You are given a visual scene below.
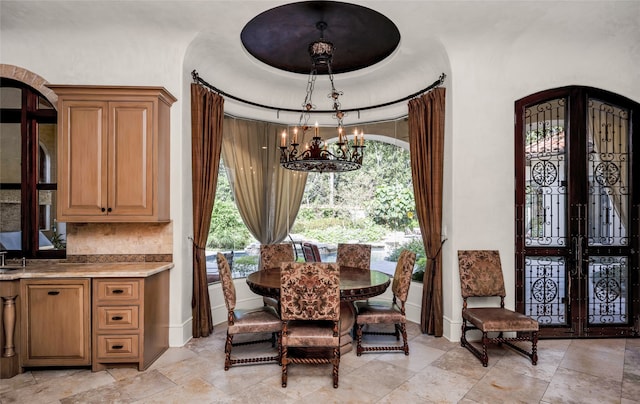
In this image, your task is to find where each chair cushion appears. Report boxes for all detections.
[283,320,340,347]
[355,301,405,324]
[228,306,281,334]
[463,307,539,332]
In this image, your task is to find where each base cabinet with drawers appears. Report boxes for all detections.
[92,270,169,371]
[16,268,169,374]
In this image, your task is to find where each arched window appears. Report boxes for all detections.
[0,78,65,258]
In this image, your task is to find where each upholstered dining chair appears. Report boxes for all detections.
[260,243,296,270]
[355,249,416,355]
[457,250,539,367]
[280,262,341,388]
[217,253,281,370]
[301,242,322,262]
[336,243,371,271]
[259,243,295,312]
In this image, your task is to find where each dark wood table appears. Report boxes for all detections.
[246,267,391,353]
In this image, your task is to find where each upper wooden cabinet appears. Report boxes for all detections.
[48,86,176,222]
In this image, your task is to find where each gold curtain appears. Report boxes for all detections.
[190,84,224,338]
[222,117,308,244]
[408,88,446,336]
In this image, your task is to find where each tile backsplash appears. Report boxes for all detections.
[66,222,173,256]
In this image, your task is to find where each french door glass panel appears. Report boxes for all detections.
[517,87,638,337]
[524,98,567,248]
[587,99,628,247]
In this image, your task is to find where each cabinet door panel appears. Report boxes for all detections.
[58,101,108,217]
[21,279,91,366]
[109,102,154,216]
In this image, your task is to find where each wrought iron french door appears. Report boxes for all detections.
[515,86,639,338]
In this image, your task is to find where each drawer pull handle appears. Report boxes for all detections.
[48,291,60,296]
[112,316,123,321]
[112,289,124,294]
[112,344,124,349]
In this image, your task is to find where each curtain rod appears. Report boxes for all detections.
[191,69,445,114]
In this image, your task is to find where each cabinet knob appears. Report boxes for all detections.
[112,289,124,294]
[111,344,124,350]
[101,207,106,212]
[47,291,60,296]
[112,316,123,321]
[107,207,112,212]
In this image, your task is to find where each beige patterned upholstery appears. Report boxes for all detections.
[336,243,371,271]
[259,243,295,312]
[355,249,416,355]
[217,253,281,371]
[260,243,295,270]
[280,262,341,388]
[457,250,539,367]
[302,242,322,262]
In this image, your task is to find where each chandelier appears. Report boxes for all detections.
[280,21,365,173]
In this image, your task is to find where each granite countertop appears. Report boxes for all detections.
[0,262,173,280]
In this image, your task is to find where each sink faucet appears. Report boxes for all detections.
[0,251,6,267]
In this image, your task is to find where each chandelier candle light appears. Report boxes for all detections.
[280,21,365,173]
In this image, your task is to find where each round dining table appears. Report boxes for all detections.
[246,266,391,353]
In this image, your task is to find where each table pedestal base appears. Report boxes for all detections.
[340,301,355,354]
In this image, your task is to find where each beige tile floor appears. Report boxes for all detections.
[1,322,638,403]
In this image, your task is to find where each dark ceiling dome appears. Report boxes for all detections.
[240,1,401,75]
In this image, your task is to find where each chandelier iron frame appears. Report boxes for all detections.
[279,21,365,173]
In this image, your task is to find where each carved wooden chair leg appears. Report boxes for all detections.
[356,324,364,356]
[332,347,340,388]
[281,345,288,387]
[531,332,539,365]
[481,332,490,367]
[224,332,233,370]
[400,323,409,355]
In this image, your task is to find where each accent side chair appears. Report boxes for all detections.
[280,261,341,388]
[217,253,281,370]
[457,250,539,367]
[355,249,416,355]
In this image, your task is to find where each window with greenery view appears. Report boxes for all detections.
[207,128,426,281]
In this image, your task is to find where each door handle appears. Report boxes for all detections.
[570,236,579,277]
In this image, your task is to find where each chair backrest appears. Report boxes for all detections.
[280,262,340,322]
[217,252,236,312]
[457,250,506,298]
[260,243,295,271]
[336,243,371,270]
[302,242,322,262]
[223,251,234,270]
[392,249,417,302]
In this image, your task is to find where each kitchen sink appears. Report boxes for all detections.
[0,266,24,274]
